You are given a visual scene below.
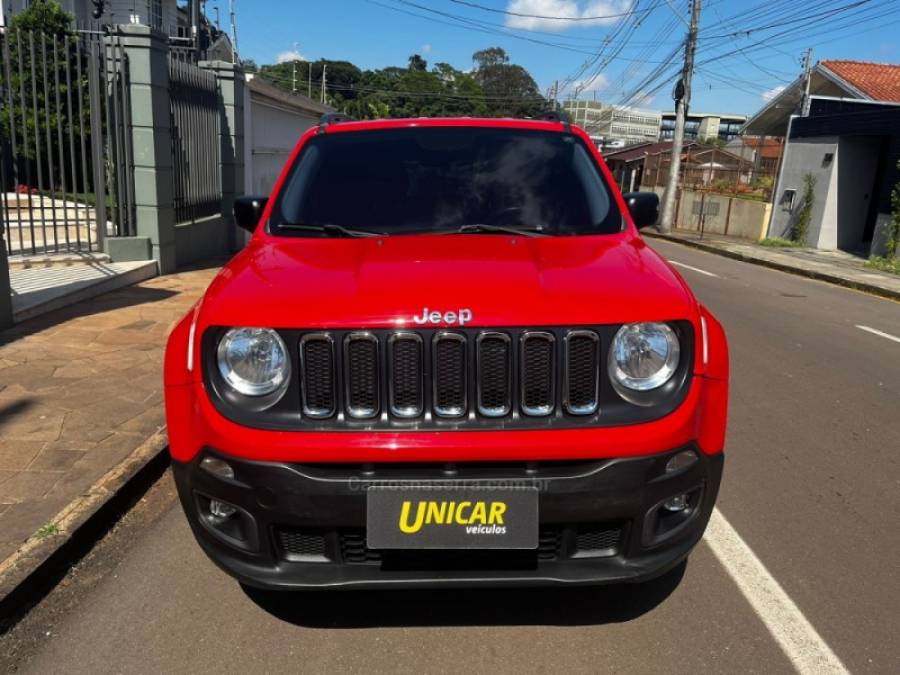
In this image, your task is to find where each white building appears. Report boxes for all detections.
[562,100,661,148]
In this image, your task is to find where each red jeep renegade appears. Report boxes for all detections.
[164,113,728,589]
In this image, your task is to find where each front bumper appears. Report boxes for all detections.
[173,446,723,589]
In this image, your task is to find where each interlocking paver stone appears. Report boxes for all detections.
[0,264,219,554]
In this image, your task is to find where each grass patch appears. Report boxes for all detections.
[865,256,900,275]
[36,522,60,539]
[759,237,803,248]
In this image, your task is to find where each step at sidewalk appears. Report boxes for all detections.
[10,261,160,323]
[0,265,219,565]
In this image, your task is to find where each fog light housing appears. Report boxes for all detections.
[210,499,237,518]
[666,449,698,474]
[200,456,234,480]
[663,494,688,512]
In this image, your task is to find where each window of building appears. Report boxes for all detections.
[148,0,163,30]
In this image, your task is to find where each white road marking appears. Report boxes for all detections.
[855,324,900,345]
[705,509,849,674]
[668,260,720,278]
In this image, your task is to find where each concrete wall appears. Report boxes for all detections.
[671,189,770,240]
[243,87,321,197]
[768,136,839,246]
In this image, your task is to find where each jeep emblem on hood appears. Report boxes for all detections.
[413,308,472,326]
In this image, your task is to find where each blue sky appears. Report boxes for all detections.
[229,0,900,116]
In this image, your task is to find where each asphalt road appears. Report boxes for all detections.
[3,240,899,674]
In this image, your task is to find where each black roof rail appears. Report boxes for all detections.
[534,109,571,131]
[535,110,570,123]
[318,112,356,130]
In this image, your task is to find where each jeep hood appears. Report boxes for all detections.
[199,234,697,329]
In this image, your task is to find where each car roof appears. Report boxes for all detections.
[320,116,572,135]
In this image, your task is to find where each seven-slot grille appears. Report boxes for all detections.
[297,328,605,424]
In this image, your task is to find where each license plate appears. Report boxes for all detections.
[366,487,538,550]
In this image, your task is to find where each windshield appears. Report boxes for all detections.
[269,127,622,237]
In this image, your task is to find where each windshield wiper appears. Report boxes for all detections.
[275,222,385,238]
[451,223,548,237]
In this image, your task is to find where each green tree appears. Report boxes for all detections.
[1,0,83,185]
[886,160,900,258]
[472,47,545,118]
[408,54,428,72]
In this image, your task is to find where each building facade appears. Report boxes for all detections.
[1,0,182,35]
[563,100,661,148]
[660,112,747,143]
[744,60,900,256]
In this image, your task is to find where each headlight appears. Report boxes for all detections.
[217,328,290,397]
[609,322,680,392]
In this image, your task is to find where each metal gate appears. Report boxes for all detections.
[0,28,134,257]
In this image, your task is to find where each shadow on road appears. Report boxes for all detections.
[241,561,686,628]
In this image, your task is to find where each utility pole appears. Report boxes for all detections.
[229,0,238,64]
[308,63,312,98]
[800,48,813,116]
[292,60,297,94]
[659,0,701,233]
[321,63,327,104]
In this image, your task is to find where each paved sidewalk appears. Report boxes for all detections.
[648,230,900,301]
[0,264,219,563]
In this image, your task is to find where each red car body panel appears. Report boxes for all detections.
[164,117,728,467]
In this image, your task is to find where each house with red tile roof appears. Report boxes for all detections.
[744,60,900,257]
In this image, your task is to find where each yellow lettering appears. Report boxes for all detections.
[399,501,425,534]
[469,501,487,524]
[447,502,456,523]
[488,501,506,525]
[425,501,447,524]
[455,501,472,525]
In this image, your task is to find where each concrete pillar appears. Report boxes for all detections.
[111,25,176,273]
[0,243,12,329]
[200,60,245,252]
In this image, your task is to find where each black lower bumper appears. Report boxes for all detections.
[172,447,723,589]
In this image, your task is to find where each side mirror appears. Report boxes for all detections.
[622,192,659,229]
[233,195,268,233]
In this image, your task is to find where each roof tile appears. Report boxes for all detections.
[820,60,900,102]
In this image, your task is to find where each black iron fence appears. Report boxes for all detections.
[0,28,134,257]
[168,57,221,225]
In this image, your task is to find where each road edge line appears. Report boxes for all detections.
[0,429,170,632]
[645,232,900,302]
[705,508,849,675]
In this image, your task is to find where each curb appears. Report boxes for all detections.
[0,430,170,632]
[645,232,900,303]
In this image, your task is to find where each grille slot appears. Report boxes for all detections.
[520,332,555,416]
[299,334,336,418]
[573,525,622,558]
[389,333,423,418]
[433,332,467,418]
[275,528,328,561]
[477,332,512,417]
[564,330,600,415]
[340,530,382,564]
[344,333,380,419]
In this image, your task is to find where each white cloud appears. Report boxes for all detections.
[505,0,633,32]
[761,85,786,103]
[561,73,609,97]
[421,43,433,54]
[275,49,306,64]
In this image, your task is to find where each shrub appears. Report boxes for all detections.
[794,173,816,245]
